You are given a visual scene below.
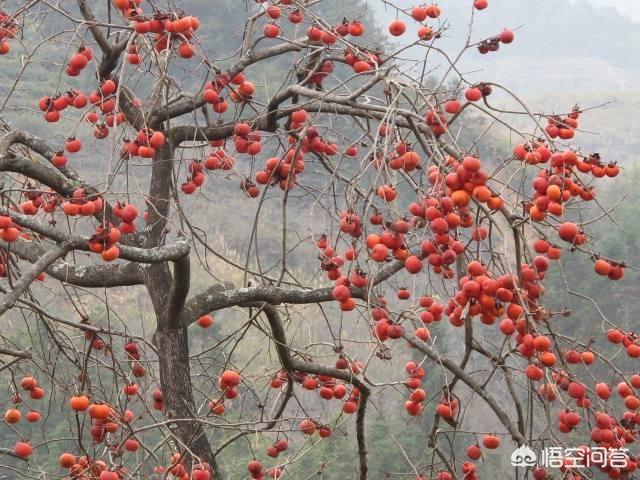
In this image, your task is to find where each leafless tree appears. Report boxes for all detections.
[0,1,633,480]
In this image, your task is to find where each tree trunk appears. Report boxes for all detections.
[145,258,219,476]
[154,325,219,474]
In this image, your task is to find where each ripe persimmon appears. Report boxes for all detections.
[482,434,500,449]
[388,20,406,36]
[4,408,21,423]
[14,442,32,459]
[593,259,611,276]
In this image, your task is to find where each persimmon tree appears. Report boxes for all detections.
[0,1,634,479]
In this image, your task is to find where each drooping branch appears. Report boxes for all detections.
[213,372,294,459]
[404,334,526,447]
[260,303,370,480]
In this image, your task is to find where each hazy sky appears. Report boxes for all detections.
[369,0,639,94]
[584,0,640,22]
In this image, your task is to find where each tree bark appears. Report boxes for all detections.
[139,137,220,475]
[153,326,218,472]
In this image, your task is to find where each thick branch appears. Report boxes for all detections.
[166,255,190,325]
[153,38,314,123]
[0,208,191,263]
[169,95,430,146]
[143,144,174,247]
[0,238,85,315]
[184,285,334,323]
[0,130,94,187]
[0,132,120,227]
[0,447,26,461]
[76,0,111,53]
[3,238,143,287]
[183,256,407,324]
[0,346,31,358]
